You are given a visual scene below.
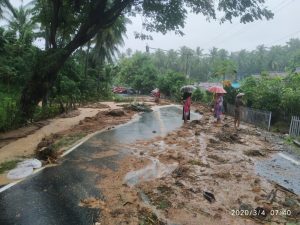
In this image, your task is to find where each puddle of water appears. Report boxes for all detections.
[122,106,200,187]
[124,158,178,187]
[0,106,199,225]
[87,106,199,146]
[256,152,300,195]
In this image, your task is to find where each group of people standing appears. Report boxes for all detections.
[153,85,244,129]
[181,89,244,129]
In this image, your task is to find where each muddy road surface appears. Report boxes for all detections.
[0,106,199,225]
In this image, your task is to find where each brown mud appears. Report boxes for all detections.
[0,102,140,185]
[85,104,300,225]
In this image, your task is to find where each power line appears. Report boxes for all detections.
[203,0,296,48]
[267,29,300,46]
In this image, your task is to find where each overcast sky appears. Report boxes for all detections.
[10,0,300,54]
[122,0,300,54]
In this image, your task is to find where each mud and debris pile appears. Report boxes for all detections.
[86,104,299,225]
[34,108,135,164]
[123,103,153,112]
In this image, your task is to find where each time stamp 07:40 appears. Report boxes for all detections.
[231,209,292,217]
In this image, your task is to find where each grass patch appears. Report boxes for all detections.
[284,135,294,145]
[271,121,289,133]
[0,160,20,174]
[53,132,86,151]
[123,103,152,112]
[112,94,135,103]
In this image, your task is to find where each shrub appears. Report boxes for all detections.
[191,88,204,102]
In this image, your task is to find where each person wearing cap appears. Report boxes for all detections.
[234,93,245,129]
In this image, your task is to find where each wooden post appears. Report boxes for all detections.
[268,112,272,131]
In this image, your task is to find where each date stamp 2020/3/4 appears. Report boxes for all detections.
[231,208,292,217]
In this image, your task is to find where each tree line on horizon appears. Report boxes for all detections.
[1,0,297,131]
[119,38,300,82]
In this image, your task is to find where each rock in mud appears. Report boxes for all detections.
[244,150,266,157]
[35,146,57,161]
[172,166,189,178]
[216,131,241,143]
[207,154,228,163]
[203,191,216,203]
[37,136,56,149]
[124,103,152,112]
[106,109,125,117]
[212,172,231,179]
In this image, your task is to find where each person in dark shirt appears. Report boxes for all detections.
[234,93,244,129]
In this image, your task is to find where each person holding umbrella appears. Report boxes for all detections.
[234,93,245,129]
[214,93,224,124]
[207,86,227,125]
[180,85,195,123]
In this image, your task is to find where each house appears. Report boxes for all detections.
[251,71,287,78]
[198,82,223,91]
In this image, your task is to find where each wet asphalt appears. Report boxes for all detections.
[0,106,299,224]
[0,107,186,225]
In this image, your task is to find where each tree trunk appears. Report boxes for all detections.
[84,40,91,79]
[20,49,70,119]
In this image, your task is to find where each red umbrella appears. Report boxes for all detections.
[207,86,227,94]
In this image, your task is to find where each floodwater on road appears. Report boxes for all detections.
[0,106,199,225]
[256,151,300,195]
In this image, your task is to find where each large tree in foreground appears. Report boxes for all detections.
[20,0,273,118]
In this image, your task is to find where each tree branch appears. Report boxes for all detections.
[3,0,17,19]
[65,0,132,54]
[50,0,61,48]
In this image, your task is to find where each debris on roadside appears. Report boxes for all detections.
[244,150,266,157]
[92,104,300,225]
[123,103,153,112]
[203,191,216,203]
[105,109,125,117]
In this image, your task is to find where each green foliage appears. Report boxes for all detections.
[284,135,294,145]
[0,96,20,132]
[0,0,294,129]
[112,94,134,103]
[33,105,61,121]
[271,121,289,133]
[116,53,159,94]
[0,160,20,174]
[53,132,85,151]
[191,88,204,102]
[115,52,189,101]
[158,71,187,99]
[223,85,239,105]
[239,72,300,122]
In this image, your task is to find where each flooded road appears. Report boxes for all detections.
[0,106,198,225]
[256,151,300,195]
[254,131,300,195]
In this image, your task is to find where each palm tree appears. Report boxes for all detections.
[92,16,130,65]
[85,16,130,92]
[6,5,37,45]
[0,0,17,19]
